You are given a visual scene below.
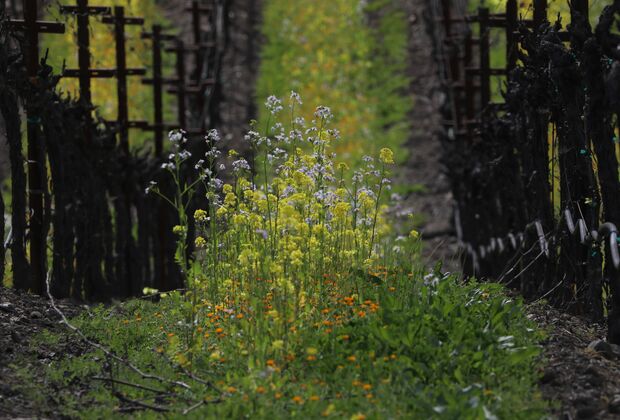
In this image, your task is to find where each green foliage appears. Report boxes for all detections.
[30,275,546,418]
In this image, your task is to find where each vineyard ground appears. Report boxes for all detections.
[1,286,620,418]
[393,0,459,273]
[0,286,84,418]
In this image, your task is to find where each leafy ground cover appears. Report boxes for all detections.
[14,275,546,419]
[6,97,548,419]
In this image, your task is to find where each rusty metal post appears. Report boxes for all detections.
[101,7,146,151]
[8,0,65,294]
[479,8,491,108]
[506,0,518,71]
[533,0,547,29]
[464,32,475,125]
[184,0,218,131]
[571,0,589,22]
[440,0,463,128]
[113,7,129,153]
[189,0,208,129]
[24,0,44,294]
[150,26,167,291]
[142,30,179,141]
[60,1,111,151]
[189,0,205,83]
[76,0,91,105]
[173,39,187,129]
[152,25,164,156]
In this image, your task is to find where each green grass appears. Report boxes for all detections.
[21,275,547,419]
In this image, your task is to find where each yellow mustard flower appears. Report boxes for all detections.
[379,147,394,164]
[194,209,208,222]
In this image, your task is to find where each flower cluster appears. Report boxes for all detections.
[149,95,422,411]
[190,95,397,307]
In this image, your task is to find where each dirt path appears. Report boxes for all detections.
[0,287,83,418]
[528,302,620,419]
[389,0,459,272]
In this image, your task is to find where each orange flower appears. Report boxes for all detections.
[292,396,304,405]
[275,392,283,399]
[266,359,276,367]
[362,384,372,391]
[347,355,356,362]
[215,327,224,334]
[307,355,317,361]
[227,386,237,393]
[309,395,320,401]
[256,386,266,394]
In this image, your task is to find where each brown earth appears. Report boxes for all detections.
[0,286,84,419]
[529,302,620,419]
[390,0,460,273]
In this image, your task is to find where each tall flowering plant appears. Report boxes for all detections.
[148,93,418,366]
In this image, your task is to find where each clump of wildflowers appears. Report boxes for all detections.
[148,93,419,376]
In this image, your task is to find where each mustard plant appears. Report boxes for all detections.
[149,94,421,367]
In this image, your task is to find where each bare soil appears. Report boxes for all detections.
[392,0,460,273]
[0,286,84,419]
[529,302,620,419]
